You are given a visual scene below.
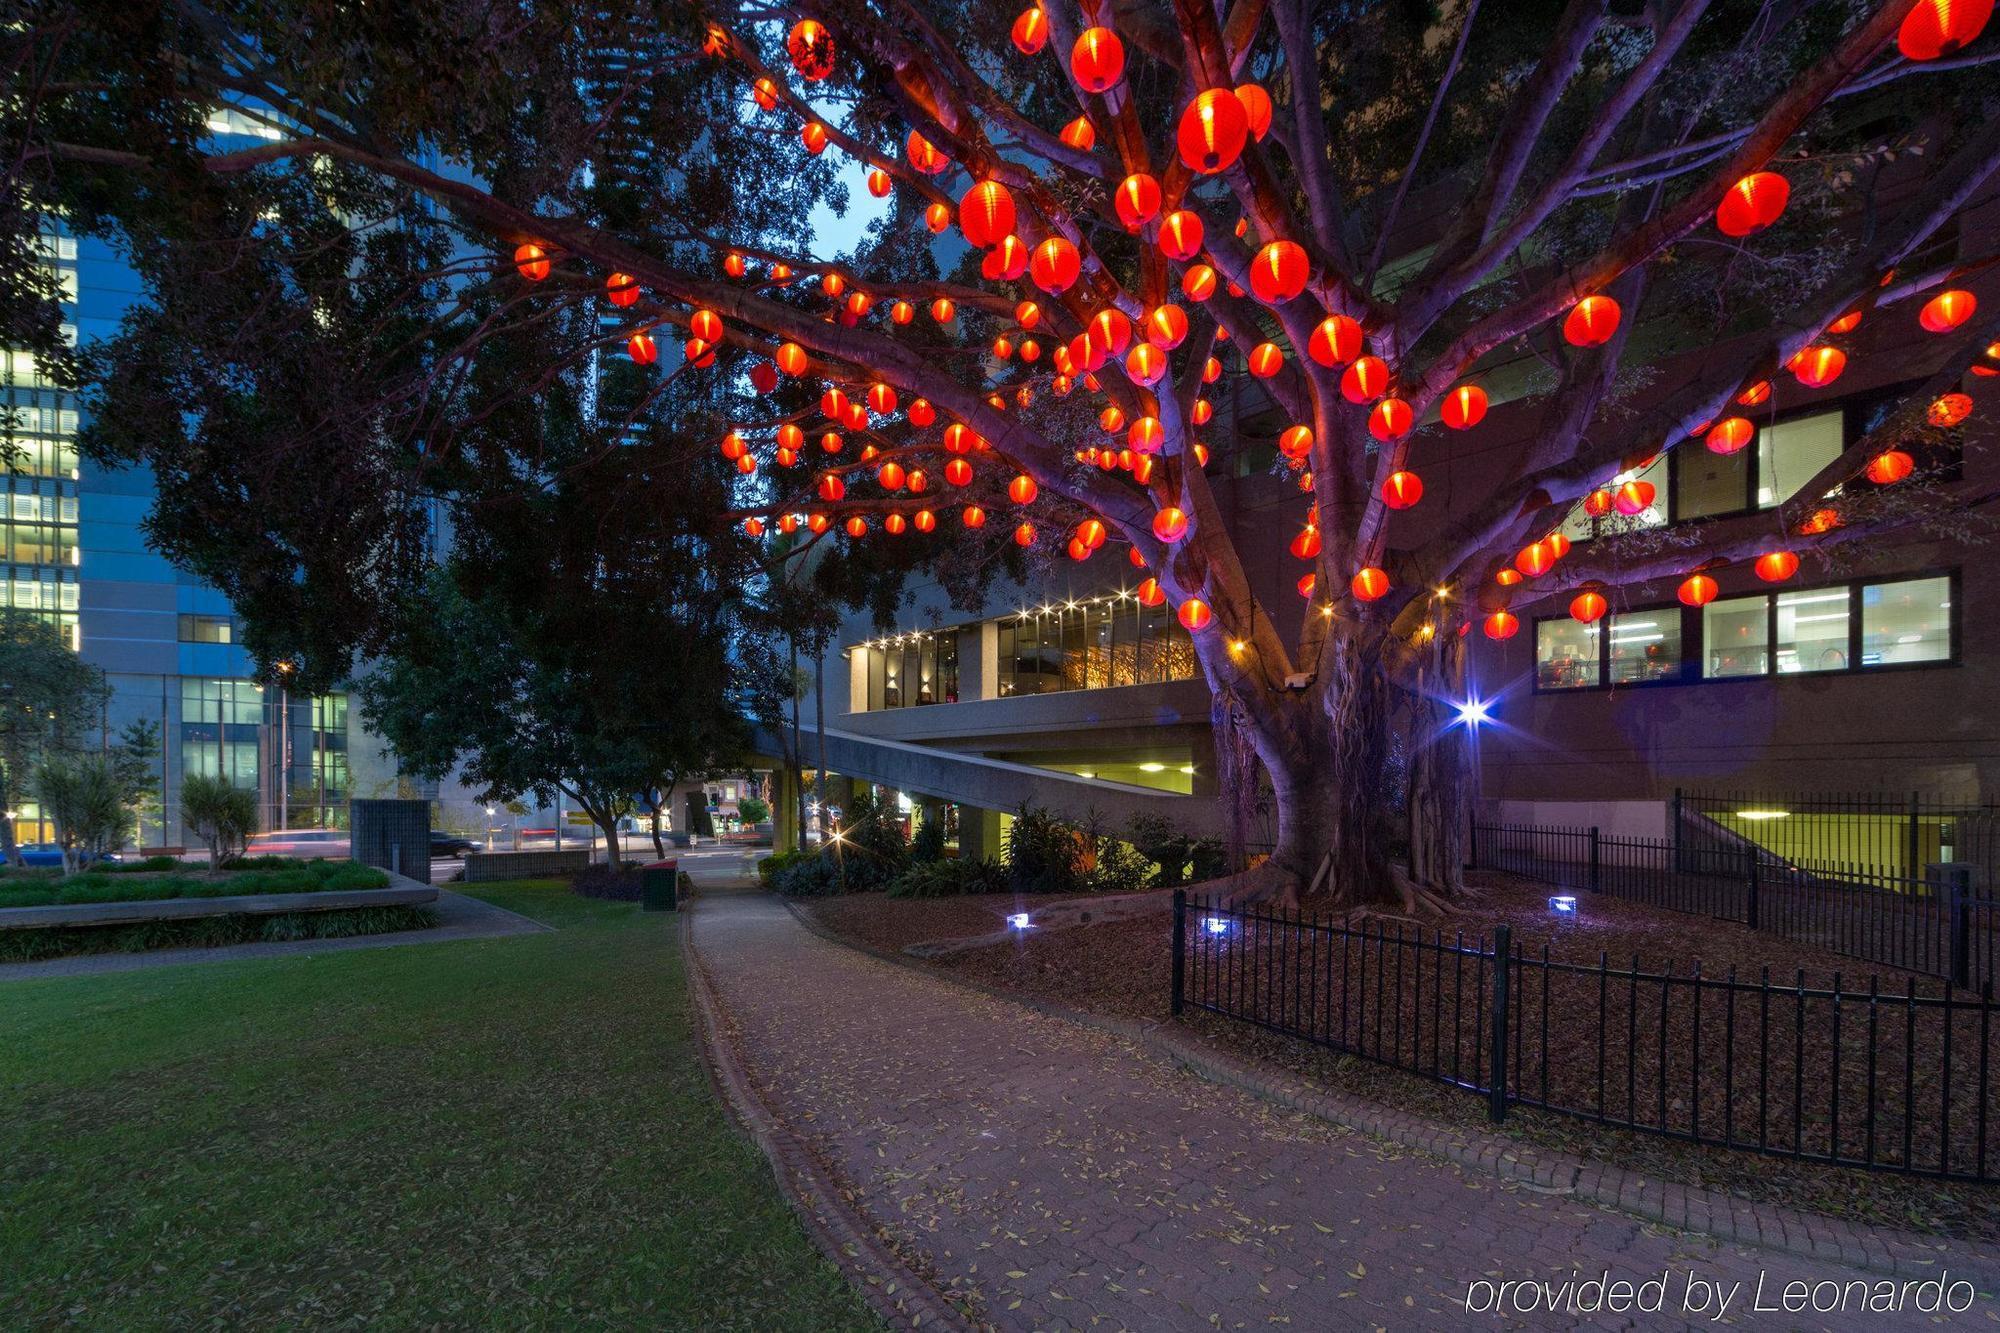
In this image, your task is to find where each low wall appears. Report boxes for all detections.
[1483,798,1669,842]
[462,849,591,882]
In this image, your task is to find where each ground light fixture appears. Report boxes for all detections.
[1734,809,1791,820]
[1549,895,1577,914]
[1455,696,1492,728]
[1006,912,1031,929]
[1202,916,1231,935]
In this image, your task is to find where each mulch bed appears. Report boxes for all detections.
[800,876,2000,1242]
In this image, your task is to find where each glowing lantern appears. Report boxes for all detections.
[774,344,806,378]
[930,297,955,324]
[877,462,906,492]
[1716,172,1790,237]
[1546,532,1571,560]
[1866,450,1914,484]
[690,308,723,343]
[1929,392,1974,426]
[1234,83,1273,141]
[959,181,1016,248]
[777,424,805,452]
[843,400,867,430]
[1128,417,1164,453]
[1202,356,1223,383]
[1308,315,1363,367]
[1147,304,1189,349]
[1013,521,1037,547]
[513,243,550,280]
[1159,211,1205,262]
[769,262,793,285]
[1178,598,1212,631]
[1899,0,1994,59]
[1705,417,1755,455]
[888,300,914,326]
[626,332,657,365]
[907,469,929,493]
[752,78,779,113]
[1136,577,1165,607]
[820,388,849,421]
[962,505,986,529]
[719,433,747,462]
[1030,237,1081,294]
[817,474,846,503]
[744,517,765,538]
[1290,526,1322,560]
[906,131,948,175]
[1099,406,1126,434]
[1008,473,1038,505]
[1562,295,1620,347]
[605,272,640,307]
[992,336,1014,361]
[1076,518,1107,550]
[981,236,1028,281]
[1279,425,1314,460]
[1048,115,1093,153]
[1341,355,1389,403]
[1067,537,1091,561]
[787,19,836,79]
[1191,399,1213,425]
[820,431,843,454]
[1513,542,1552,578]
[778,514,799,535]
[1115,173,1162,228]
[881,514,907,536]
[1614,481,1655,515]
[1483,612,1520,640]
[683,337,716,368]
[1570,591,1607,624]
[1921,289,1977,332]
[1678,574,1718,608]
[1297,574,1316,599]
[1737,380,1771,406]
[1790,345,1846,388]
[1382,471,1423,509]
[1020,340,1042,365]
[1128,546,1147,568]
[1583,488,1613,517]
[1249,241,1309,304]
[1070,26,1125,91]
[1152,507,1189,542]
[1754,551,1800,583]
[1494,569,1523,587]
[913,510,936,534]
[1177,88,1249,174]
[939,457,972,488]
[1440,384,1487,430]
[844,516,868,539]
[866,168,892,198]
[1828,309,1864,335]
[1350,567,1389,602]
[1368,399,1413,441]
[1012,5,1049,53]
[801,122,830,155]
[750,362,778,394]
[1120,343,1161,385]
[1240,343,1278,379]
[1090,308,1133,357]
[806,513,830,535]
[924,202,951,233]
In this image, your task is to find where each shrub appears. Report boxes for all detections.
[758,849,812,883]
[735,796,770,826]
[770,853,845,897]
[1087,836,1153,894]
[910,809,947,865]
[886,857,1008,898]
[29,756,128,873]
[1005,805,1087,895]
[572,863,643,901]
[834,789,908,889]
[103,855,183,874]
[0,904,437,964]
[182,775,256,865]
[1125,814,1228,888]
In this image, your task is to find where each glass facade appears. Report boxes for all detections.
[3,233,81,650]
[178,678,350,824]
[999,596,1195,696]
[863,631,960,709]
[1606,608,1682,685]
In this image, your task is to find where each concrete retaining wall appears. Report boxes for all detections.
[462,850,591,882]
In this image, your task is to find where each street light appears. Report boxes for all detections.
[485,805,496,851]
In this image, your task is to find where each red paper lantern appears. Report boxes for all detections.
[1308,315,1363,367]
[1340,355,1389,403]
[1136,577,1165,607]
[1921,289,1977,332]
[1754,551,1800,583]
[1514,541,1553,578]
[930,297,956,323]
[1178,598,1212,631]
[513,243,550,281]
[1181,264,1218,302]
[1570,591,1607,624]
[1012,6,1048,54]
[1678,574,1718,607]
[1249,241,1309,304]
[1128,416,1164,453]
[876,461,906,491]
[689,308,723,344]
[1234,83,1273,141]
[1030,237,1081,294]
[980,235,1028,281]
[1247,343,1284,378]
[1483,611,1520,641]
[1382,470,1423,509]
[1279,425,1314,460]
[787,19,836,80]
[683,337,715,368]
[914,509,936,534]
[1562,295,1620,347]
[1614,480,1655,515]
[626,332,657,365]
[1929,392,1974,427]
[744,517,765,538]
[1290,526,1322,560]
[1070,26,1125,92]
[1114,173,1162,228]
[924,202,951,234]
[1090,308,1133,357]
[1899,0,1994,59]
[1152,506,1189,542]
[1351,567,1389,602]
[959,181,1016,248]
[1177,89,1249,174]
[1583,488,1613,517]
[1008,473,1038,505]
[605,272,639,307]
[1013,521,1037,547]
[801,122,830,155]
[1716,172,1790,238]
[906,131,948,175]
[1705,417,1755,455]
[883,514,907,536]
[1865,450,1915,484]
[1059,116,1096,151]
[752,79,779,113]
[1126,342,1166,384]
[816,473,845,502]
[1737,380,1771,406]
[1790,345,1846,388]
[1368,399,1413,441]
[962,505,986,528]
[1146,304,1189,350]
[1158,210,1205,261]
[1440,384,1487,430]
[845,515,868,539]
[1297,573,1316,599]
[866,168,892,198]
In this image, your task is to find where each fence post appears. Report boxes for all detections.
[1744,847,1760,931]
[1171,889,1187,1016]
[1487,924,1512,1124]
[1588,827,1601,894]
[1671,788,1684,873]
[1948,867,1971,991]
[1468,820,1479,871]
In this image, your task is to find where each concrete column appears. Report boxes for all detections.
[847,646,869,714]
[958,805,1005,861]
[970,621,1000,700]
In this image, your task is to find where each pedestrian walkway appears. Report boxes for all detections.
[687,886,1995,1330]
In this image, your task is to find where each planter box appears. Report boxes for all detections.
[0,883,437,932]
[462,850,591,882]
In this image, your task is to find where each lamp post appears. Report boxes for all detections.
[485,805,496,852]
[273,659,297,832]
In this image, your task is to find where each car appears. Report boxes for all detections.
[430,832,480,856]
[244,828,351,858]
[13,844,123,868]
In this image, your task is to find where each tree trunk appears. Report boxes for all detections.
[789,635,807,852]
[814,646,828,844]
[598,815,622,868]
[1402,633,1471,898]
[0,772,19,867]
[649,803,666,858]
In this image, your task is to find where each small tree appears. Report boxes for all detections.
[181,773,255,867]
[735,795,770,826]
[0,611,108,865]
[30,756,128,875]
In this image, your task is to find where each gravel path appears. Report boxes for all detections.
[689,886,1993,1330]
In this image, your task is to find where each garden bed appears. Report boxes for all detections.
[799,873,2000,1242]
[0,858,387,910]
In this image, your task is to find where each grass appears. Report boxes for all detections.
[0,879,880,1330]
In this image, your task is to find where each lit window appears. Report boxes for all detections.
[1861,576,1951,667]
[1607,609,1681,685]
[1535,618,1599,690]
[1775,588,1849,673]
[1757,411,1843,509]
[1702,596,1768,679]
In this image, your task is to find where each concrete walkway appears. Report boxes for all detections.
[688,886,1994,1330]
[0,887,548,982]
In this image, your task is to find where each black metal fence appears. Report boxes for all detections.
[1676,788,2000,887]
[1471,821,2000,996]
[1170,892,2000,1181]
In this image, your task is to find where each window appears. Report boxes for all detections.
[881,593,1191,708]
[1606,609,1682,685]
[178,614,234,644]
[1861,575,1951,666]
[1775,588,1850,673]
[1701,596,1768,679]
[1757,412,1843,509]
[1535,618,1599,690]
[1676,442,1749,520]
[1561,454,1667,542]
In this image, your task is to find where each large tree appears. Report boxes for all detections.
[16,0,2000,905]
[0,611,109,866]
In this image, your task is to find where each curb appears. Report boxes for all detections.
[784,898,1999,1290]
[679,899,974,1330]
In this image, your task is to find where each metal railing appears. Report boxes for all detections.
[1676,788,2000,887]
[1471,822,1999,995]
[1171,892,2000,1181]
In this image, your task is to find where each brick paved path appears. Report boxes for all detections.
[690,889,1992,1330]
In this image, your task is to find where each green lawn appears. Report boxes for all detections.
[0,880,879,1330]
